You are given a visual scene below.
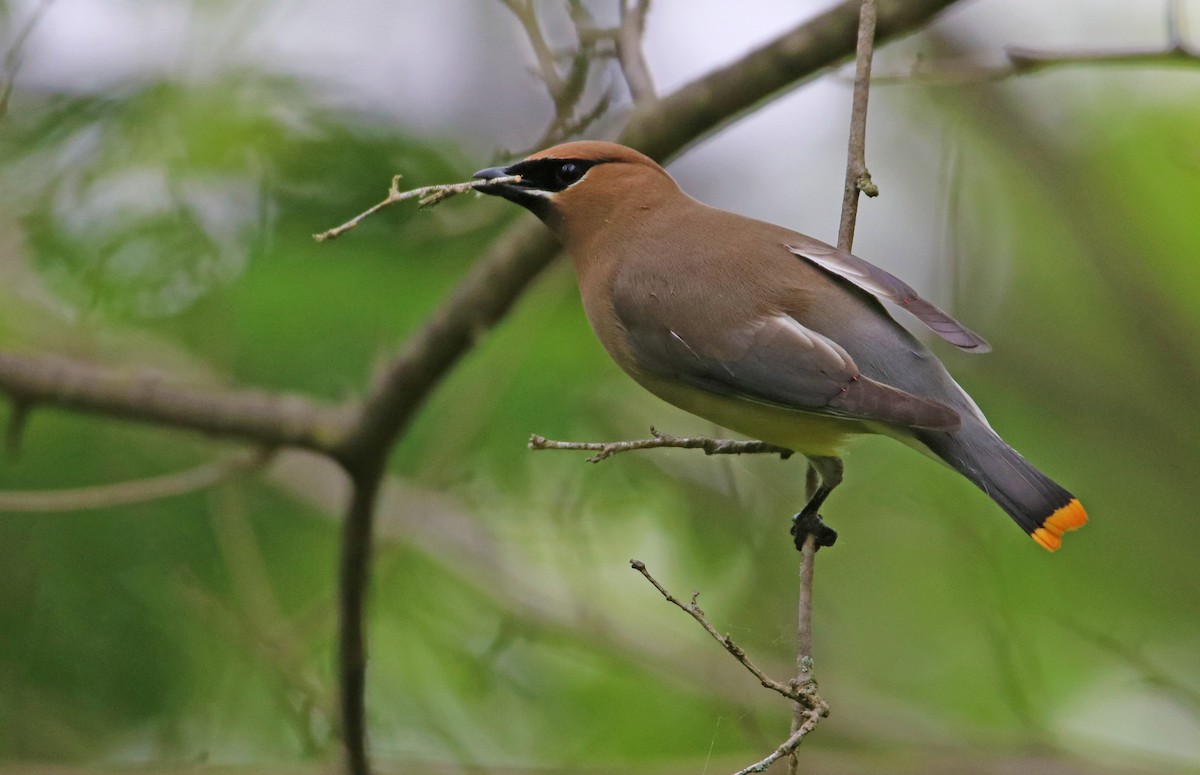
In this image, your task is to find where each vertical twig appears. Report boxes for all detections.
[837,0,880,254]
[786,465,820,774]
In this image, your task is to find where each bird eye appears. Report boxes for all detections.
[555,162,586,187]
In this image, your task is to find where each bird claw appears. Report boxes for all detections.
[790,511,838,551]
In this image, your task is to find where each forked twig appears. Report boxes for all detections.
[630,560,822,707]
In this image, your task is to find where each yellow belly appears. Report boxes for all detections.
[633,373,872,457]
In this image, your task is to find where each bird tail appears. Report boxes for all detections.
[915,420,1087,551]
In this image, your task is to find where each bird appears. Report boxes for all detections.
[473,141,1087,552]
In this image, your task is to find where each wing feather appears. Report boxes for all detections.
[786,242,991,352]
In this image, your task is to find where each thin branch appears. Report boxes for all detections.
[312,175,522,242]
[529,427,793,463]
[630,560,818,706]
[837,0,879,253]
[0,449,271,512]
[0,353,354,454]
[786,468,822,775]
[617,0,657,104]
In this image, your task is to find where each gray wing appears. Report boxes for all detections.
[614,297,961,431]
[786,241,990,352]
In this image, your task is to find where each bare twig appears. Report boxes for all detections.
[630,560,818,706]
[786,535,821,771]
[786,468,823,775]
[312,175,522,242]
[630,559,829,774]
[0,448,271,512]
[617,0,657,103]
[529,427,793,463]
[837,0,879,253]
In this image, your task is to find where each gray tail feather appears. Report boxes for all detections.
[915,420,1075,536]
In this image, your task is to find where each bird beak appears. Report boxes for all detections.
[473,165,518,197]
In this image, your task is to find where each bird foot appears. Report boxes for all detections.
[790,511,838,551]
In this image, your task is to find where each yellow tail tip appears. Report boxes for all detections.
[1031,498,1088,552]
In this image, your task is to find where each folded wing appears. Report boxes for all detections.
[614,297,961,431]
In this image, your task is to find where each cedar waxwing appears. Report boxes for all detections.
[474,141,1087,551]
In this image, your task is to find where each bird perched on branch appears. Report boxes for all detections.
[475,141,1086,551]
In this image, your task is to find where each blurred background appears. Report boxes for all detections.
[0,0,1198,772]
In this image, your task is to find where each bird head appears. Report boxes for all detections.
[473,141,679,237]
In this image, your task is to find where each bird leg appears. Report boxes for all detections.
[790,456,843,551]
